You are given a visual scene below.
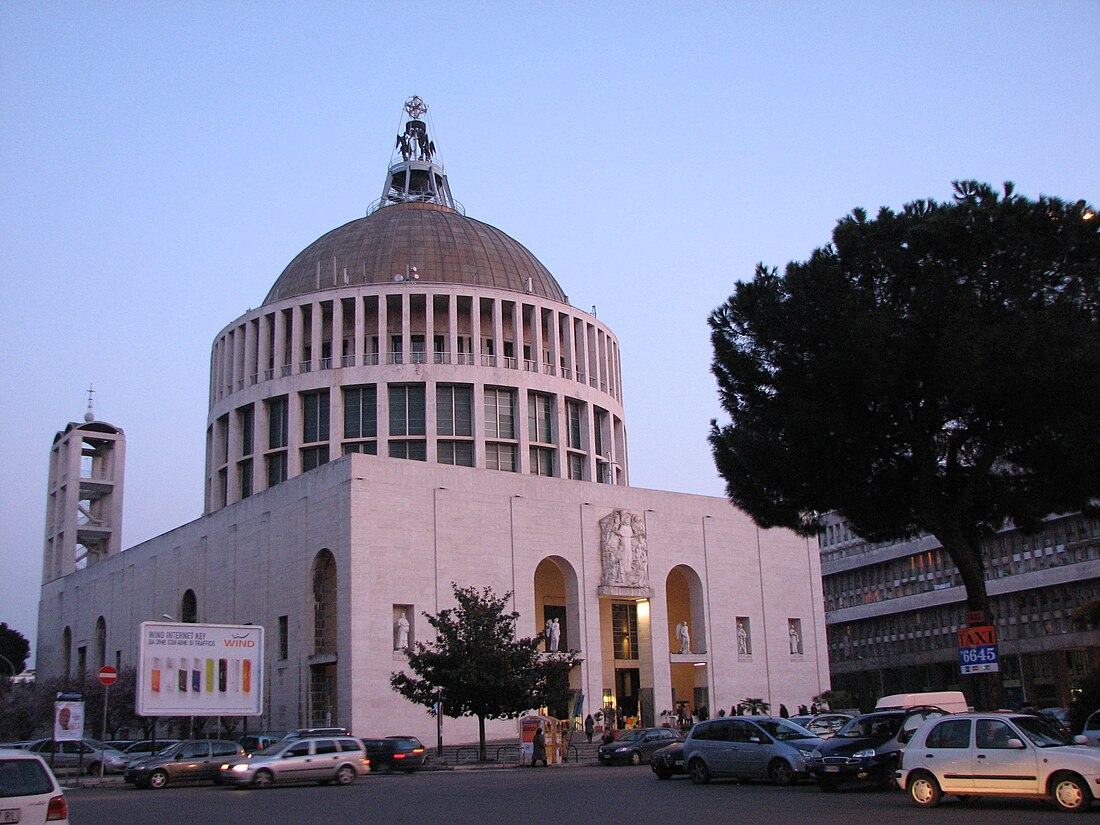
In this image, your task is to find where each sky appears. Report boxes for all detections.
[2,2,1097,662]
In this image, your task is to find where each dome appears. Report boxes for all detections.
[263,202,567,305]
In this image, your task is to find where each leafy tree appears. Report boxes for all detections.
[740,697,770,715]
[0,623,30,677]
[709,182,1100,708]
[391,583,579,761]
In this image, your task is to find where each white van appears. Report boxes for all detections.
[875,691,969,714]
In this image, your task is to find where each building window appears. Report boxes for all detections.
[266,452,288,486]
[389,384,425,436]
[238,404,254,457]
[302,390,330,444]
[438,441,474,467]
[301,445,329,471]
[437,385,473,436]
[238,459,253,499]
[484,387,516,439]
[278,615,289,660]
[389,440,426,461]
[343,442,377,456]
[612,603,639,660]
[312,551,337,656]
[567,453,585,481]
[528,392,553,443]
[566,399,584,450]
[267,396,288,450]
[530,446,554,477]
[181,589,198,623]
[486,442,516,472]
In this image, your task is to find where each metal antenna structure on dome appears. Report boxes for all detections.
[371,96,461,214]
[84,384,96,422]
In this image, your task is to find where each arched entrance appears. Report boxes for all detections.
[666,565,708,720]
[533,556,582,718]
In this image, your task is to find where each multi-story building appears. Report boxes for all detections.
[820,511,1100,711]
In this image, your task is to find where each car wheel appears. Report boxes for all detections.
[335,765,356,785]
[148,769,169,790]
[908,772,942,808]
[630,751,641,766]
[1050,771,1091,812]
[86,761,101,776]
[768,759,795,786]
[688,758,711,785]
[252,769,274,789]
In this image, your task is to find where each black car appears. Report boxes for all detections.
[650,740,686,779]
[360,736,428,772]
[598,728,681,766]
[806,707,946,791]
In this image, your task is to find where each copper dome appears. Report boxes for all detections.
[263,202,567,305]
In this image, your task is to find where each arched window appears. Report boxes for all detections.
[95,616,107,670]
[312,550,337,655]
[181,589,198,623]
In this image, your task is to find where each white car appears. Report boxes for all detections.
[0,747,69,824]
[1082,710,1100,747]
[897,712,1098,812]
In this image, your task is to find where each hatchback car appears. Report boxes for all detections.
[120,739,179,757]
[0,748,68,824]
[599,727,681,767]
[897,712,1098,812]
[807,706,946,791]
[359,737,428,772]
[27,739,129,775]
[650,740,686,779]
[220,736,369,787]
[683,717,824,786]
[124,739,244,789]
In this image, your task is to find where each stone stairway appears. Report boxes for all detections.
[427,736,601,767]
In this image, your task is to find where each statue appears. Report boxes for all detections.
[676,621,690,654]
[737,620,749,655]
[395,612,410,650]
[544,618,554,651]
[549,618,561,652]
[788,622,801,655]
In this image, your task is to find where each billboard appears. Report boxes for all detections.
[137,622,264,716]
[53,696,85,741]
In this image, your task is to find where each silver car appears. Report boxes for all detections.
[682,717,824,785]
[219,736,369,788]
[26,739,128,775]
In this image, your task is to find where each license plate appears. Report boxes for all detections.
[673,759,683,766]
[0,810,20,824]
[824,766,840,773]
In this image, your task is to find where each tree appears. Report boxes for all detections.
[740,697,770,715]
[0,623,30,677]
[390,583,579,761]
[709,182,1100,708]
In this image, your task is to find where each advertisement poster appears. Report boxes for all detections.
[53,698,85,741]
[137,622,264,716]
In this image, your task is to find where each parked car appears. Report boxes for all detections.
[220,736,369,787]
[807,706,947,791]
[897,711,1098,812]
[682,716,824,786]
[359,736,428,772]
[788,713,853,740]
[121,739,179,757]
[650,740,686,779]
[598,727,681,767]
[239,734,281,754]
[1081,710,1100,746]
[27,738,129,775]
[0,747,69,824]
[124,739,244,789]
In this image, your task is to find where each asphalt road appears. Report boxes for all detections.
[66,766,1078,825]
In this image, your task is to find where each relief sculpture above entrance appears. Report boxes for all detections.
[598,509,652,598]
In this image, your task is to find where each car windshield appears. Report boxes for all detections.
[0,759,54,798]
[617,731,645,742]
[1013,715,1073,747]
[837,715,901,739]
[253,742,288,756]
[155,742,185,757]
[755,720,816,741]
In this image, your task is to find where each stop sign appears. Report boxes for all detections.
[97,666,118,686]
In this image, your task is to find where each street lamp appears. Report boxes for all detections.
[0,654,16,680]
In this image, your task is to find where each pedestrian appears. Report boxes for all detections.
[532,724,547,767]
[779,704,789,718]
[601,728,615,746]
[810,702,819,714]
[584,713,595,744]
[798,704,808,715]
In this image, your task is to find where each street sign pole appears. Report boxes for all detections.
[96,666,118,780]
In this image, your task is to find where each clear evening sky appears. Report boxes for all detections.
[2,2,1096,660]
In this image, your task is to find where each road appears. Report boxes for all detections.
[66,766,1075,825]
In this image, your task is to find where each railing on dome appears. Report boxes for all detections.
[366,195,465,216]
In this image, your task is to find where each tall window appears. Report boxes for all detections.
[437,385,473,436]
[238,459,253,499]
[568,453,585,481]
[238,404,254,457]
[267,397,288,449]
[389,385,426,436]
[612,603,639,660]
[486,442,516,472]
[438,441,473,466]
[530,446,554,477]
[266,452,288,486]
[302,390,330,443]
[343,385,377,453]
[566,399,584,449]
[484,388,516,439]
[528,392,553,443]
[389,441,426,461]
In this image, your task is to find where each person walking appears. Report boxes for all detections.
[532,724,547,767]
[584,713,595,744]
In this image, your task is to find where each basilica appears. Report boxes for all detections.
[37,99,828,742]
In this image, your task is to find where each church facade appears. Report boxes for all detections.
[36,99,828,742]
